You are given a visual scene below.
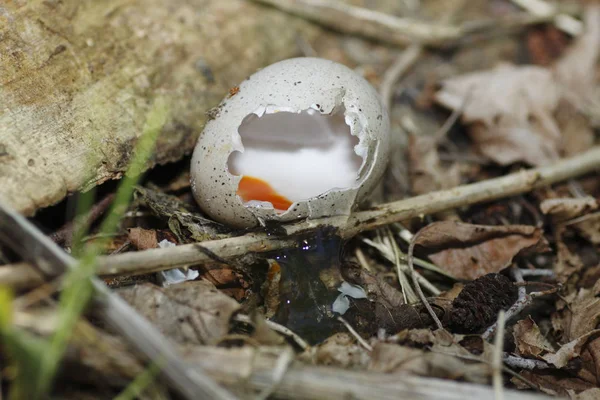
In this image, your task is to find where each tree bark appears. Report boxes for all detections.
[0,0,318,215]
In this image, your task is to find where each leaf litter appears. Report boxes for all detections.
[4,2,600,399]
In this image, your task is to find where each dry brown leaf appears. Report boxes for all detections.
[434,7,600,167]
[249,313,285,346]
[513,371,595,397]
[127,227,160,250]
[395,329,494,361]
[573,214,600,245]
[554,7,600,114]
[341,263,435,335]
[369,343,489,384]
[543,330,600,369]
[303,333,370,368]
[555,101,596,158]
[407,135,461,196]
[570,388,600,400]
[513,317,555,358]
[342,264,404,309]
[553,281,600,343]
[415,221,549,280]
[118,280,240,345]
[435,64,561,166]
[540,197,599,223]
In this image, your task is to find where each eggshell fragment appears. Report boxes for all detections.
[191,57,390,228]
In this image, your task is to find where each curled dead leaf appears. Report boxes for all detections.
[540,197,599,223]
[435,64,561,166]
[414,221,549,280]
[542,330,600,369]
[513,317,555,358]
[302,333,370,368]
[512,371,595,397]
[117,280,240,345]
[408,135,461,196]
[369,343,489,384]
[434,7,600,167]
[127,227,160,250]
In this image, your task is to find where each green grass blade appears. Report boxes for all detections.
[34,98,170,398]
[113,360,163,400]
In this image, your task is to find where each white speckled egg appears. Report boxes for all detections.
[191,57,390,228]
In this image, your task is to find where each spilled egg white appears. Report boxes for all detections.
[191,57,390,228]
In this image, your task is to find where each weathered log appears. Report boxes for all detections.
[0,0,318,215]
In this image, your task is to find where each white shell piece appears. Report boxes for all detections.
[190,57,390,228]
[156,240,199,286]
[332,294,351,315]
[332,281,368,315]
[337,281,368,299]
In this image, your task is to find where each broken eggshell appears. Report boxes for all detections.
[191,57,390,228]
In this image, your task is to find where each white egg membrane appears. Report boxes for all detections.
[228,106,363,209]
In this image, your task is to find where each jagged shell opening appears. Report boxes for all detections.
[227,107,363,211]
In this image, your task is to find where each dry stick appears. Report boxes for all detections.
[493,311,506,400]
[337,316,373,352]
[3,147,600,288]
[252,0,565,48]
[433,351,542,390]
[388,228,418,304]
[186,346,555,400]
[408,231,444,330]
[233,314,310,351]
[503,353,551,370]
[380,44,422,111]
[50,193,115,245]
[0,201,236,400]
[511,0,582,36]
[255,347,295,400]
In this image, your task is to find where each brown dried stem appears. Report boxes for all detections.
[2,146,600,289]
[252,0,569,48]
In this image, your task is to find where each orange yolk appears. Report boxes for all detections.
[237,176,293,211]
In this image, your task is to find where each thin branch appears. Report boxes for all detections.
[0,201,236,400]
[493,311,506,400]
[408,230,443,330]
[518,269,555,278]
[388,229,418,304]
[380,44,422,111]
[511,0,582,36]
[185,345,556,400]
[503,353,552,370]
[434,351,544,391]
[50,193,115,246]
[251,0,569,48]
[233,314,310,351]
[3,146,600,288]
[337,316,373,352]
[255,347,294,400]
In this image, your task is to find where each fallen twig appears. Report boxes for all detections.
[337,316,373,352]
[380,44,422,110]
[511,0,582,36]
[3,147,600,288]
[233,314,310,351]
[50,193,115,246]
[0,201,236,400]
[252,0,570,48]
[493,311,506,400]
[185,345,554,400]
[408,229,443,330]
[503,354,552,370]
